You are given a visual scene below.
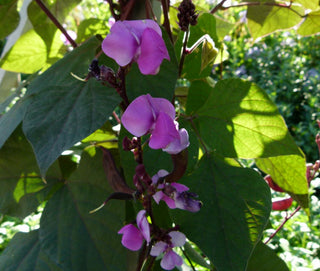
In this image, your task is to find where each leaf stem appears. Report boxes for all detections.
[161,0,173,43]
[34,0,77,48]
[180,247,197,271]
[179,29,190,77]
[264,206,301,244]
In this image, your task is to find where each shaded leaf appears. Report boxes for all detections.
[176,13,220,79]
[195,78,302,158]
[22,37,121,175]
[0,0,20,40]
[0,127,62,219]
[172,154,271,271]
[247,242,289,271]
[39,149,135,271]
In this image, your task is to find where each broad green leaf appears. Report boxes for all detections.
[247,5,304,39]
[0,230,42,271]
[77,18,109,43]
[215,16,234,40]
[297,10,320,36]
[23,79,120,176]
[172,155,271,271]
[247,242,289,271]
[0,127,61,219]
[126,29,178,101]
[0,0,20,39]
[82,122,118,149]
[0,29,47,73]
[195,78,302,158]
[22,37,121,175]
[295,0,319,10]
[176,13,220,79]
[186,78,214,115]
[39,149,135,271]
[255,155,309,209]
[0,95,33,149]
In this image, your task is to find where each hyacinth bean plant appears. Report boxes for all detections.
[0,0,320,270]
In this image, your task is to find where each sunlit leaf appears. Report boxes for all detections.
[256,154,309,209]
[297,10,320,36]
[195,78,302,158]
[247,5,304,39]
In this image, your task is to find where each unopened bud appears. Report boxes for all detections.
[100,65,117,87]
[177,0,198,31]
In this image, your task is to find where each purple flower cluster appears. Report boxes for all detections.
[102,20,170,75]
[118,168,201,270]
[121,94,189,154]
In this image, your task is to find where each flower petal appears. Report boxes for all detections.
[150,241,167,256]
[102,21,139,66]
[124,19,162,38]
[163,128,190,154]
[137,28,170,75]
[118,224,143,251]
[171,182,189,192]
[169,231,186,247]
[146,94,176,121]
[121,95,154,136]
[161,250,183,270]
[136,210,150,243]
[151,169,169,185]
[149,112,179,149]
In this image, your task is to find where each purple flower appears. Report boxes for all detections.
[118,210,150,251]
[150,231,186,270]
[102,20,170,75]
[121,94,189,154]
[152,170,202,212]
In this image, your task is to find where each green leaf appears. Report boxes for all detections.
[22,37,121,175]
[247,242,289,271]
[215,16,234,40]
[195,78,302,158]
[172,155,271,271]
[247,5,304,39]
[77,18,109,43]
[177,13,220,79]
[0,95,33,149]
[0,29,47,73]
[186,78,214,115]
[255,155,309,209]
[0,127,61,219]
[0,230,42,271]
[0,0,20,40]
[297,10,320,36]
[201,37,218,72]
[39,149,134,270]
[82,122,118,149]
[126,29,178,101]
[295,0,319,10]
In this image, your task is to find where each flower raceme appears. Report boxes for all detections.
[121,94,190,154]
[102,19,170,75]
